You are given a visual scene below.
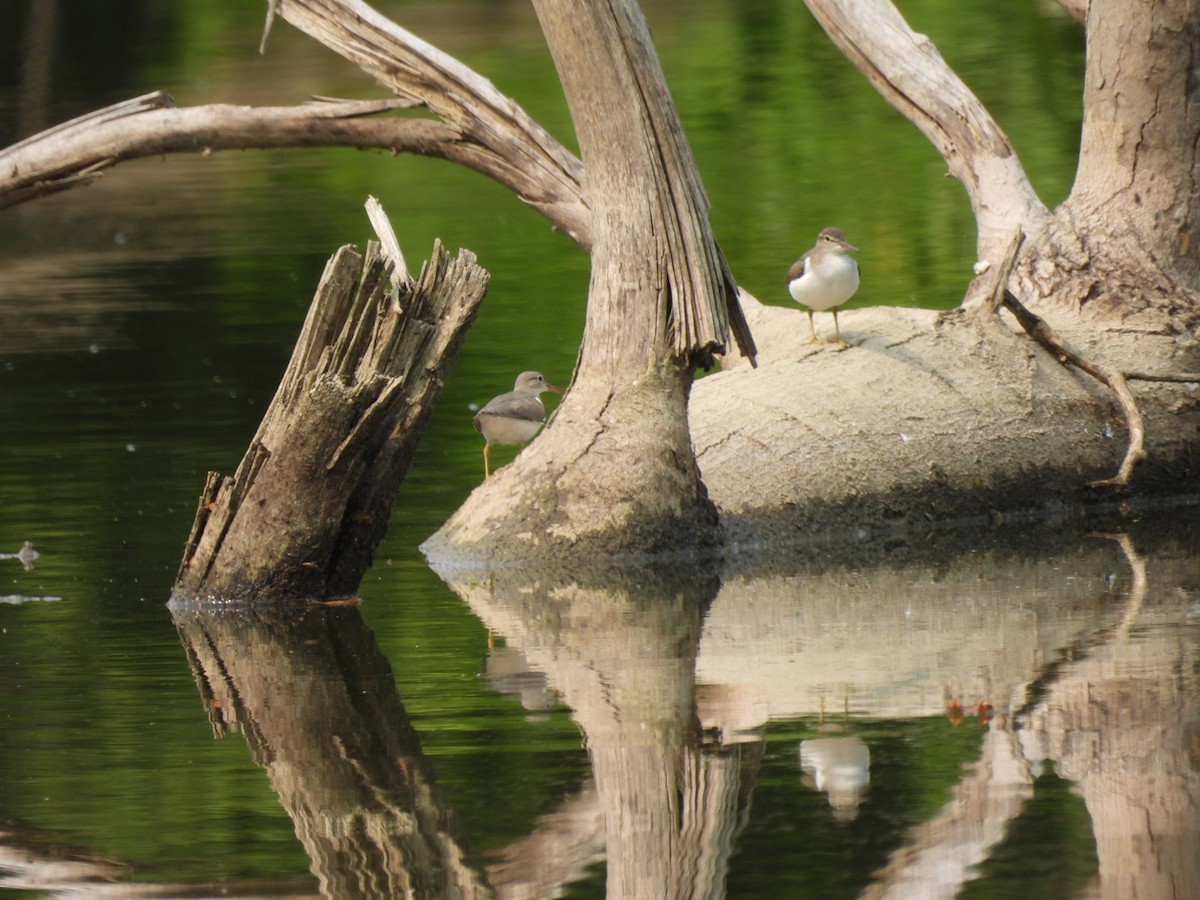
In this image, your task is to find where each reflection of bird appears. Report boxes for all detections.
[787,227,860,344]
[0,541,40,572]
[473,372,562,478]
[799,736,871,822]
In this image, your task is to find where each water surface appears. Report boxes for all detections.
[4,2,1194,898]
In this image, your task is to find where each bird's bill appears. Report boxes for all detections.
[545,382,563,394]
[837,238,860,253]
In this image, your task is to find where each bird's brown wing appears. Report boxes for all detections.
[786,251,812,284]
[477,392,545,423]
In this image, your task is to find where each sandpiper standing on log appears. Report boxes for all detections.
[787,227,860,344]
[473,371,562,478]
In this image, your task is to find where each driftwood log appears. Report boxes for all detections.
[173,237,488,601]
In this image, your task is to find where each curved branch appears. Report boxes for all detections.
[270,0,591,247]
[999,289,1148,489]
[0,93,412,206]
[804,0,1049,268]
[0,90,591,242]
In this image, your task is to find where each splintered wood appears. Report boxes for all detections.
[174,236,487,602]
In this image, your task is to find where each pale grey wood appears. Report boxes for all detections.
[0,93,433,210]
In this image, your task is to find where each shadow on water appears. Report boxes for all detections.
[27,512,1173,899]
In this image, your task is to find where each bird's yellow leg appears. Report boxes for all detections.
[483,444,491,478]
[831,308,847,345]
[808,309,819,343]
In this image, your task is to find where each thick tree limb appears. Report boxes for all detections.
[269,0,592,247]
[0,91,447,210]
[0,90,587,224]
[804,0,1049,274]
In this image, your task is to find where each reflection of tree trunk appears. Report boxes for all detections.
[16,0,58,139]
[697,531,1197,895]
[1018,540,1200,900]
[0,821,319,897]
[861,722,1034,900]
[170,601,494,899]
[696,537,1132,721]
[436,563,761,899]
[485,782,605,900]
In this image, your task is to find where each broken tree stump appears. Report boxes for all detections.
[173,237,488,602]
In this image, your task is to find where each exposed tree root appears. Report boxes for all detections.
[978,229,1200,490]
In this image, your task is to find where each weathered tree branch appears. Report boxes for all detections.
[0,92,430,209]
[999,291,1146,488]
[268,0,592,247]
[0,90,578,228]
[804,0,1049,281]
[2,0,593,244]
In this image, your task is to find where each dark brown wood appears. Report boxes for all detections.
[174,239,487,601]
[170,601,494,896]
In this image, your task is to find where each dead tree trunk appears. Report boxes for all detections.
[174,238,487,601]
[1014,0,1200,331]
[422,0,754,564]
[808,0,1199,339]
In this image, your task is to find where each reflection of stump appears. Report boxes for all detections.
[174,239,487,601]
[171,602,494,898]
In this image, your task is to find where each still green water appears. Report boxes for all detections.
[2,2,1196,898]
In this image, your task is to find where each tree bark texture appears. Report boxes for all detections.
[0,92,441,211]
[425,0,748,563]
[175,240,487,600]
[1015,0,1200,328]
[695,297,1196,547]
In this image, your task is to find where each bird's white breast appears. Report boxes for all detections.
[476,414,543,445]
[788,254,860,311]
